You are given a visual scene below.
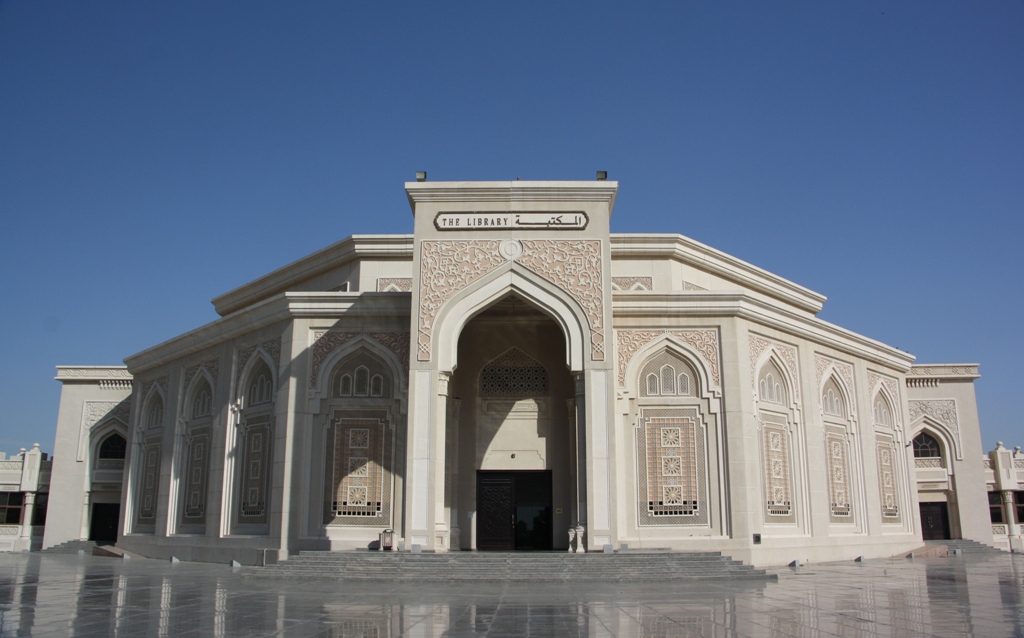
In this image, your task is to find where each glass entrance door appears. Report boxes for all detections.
[477,471,552,550]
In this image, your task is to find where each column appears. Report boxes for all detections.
[446,399,461,550]
[1003,491,1019,547]
[573,371,587,553]
[431,372,450,551]
[79,492,91,540]
[19,492,35,542]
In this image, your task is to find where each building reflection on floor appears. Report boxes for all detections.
[0,553,1020,637]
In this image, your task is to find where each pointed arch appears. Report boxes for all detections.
[184,367,215,421]
[872,388,896,428]
[311,334,407,401]
[235,346,277,405]
[622,334,717,403]
[140,384,166,431]
[756,358,790,407]
[821,375,848,419]
[752,347,798,409]
[433,266,590,372]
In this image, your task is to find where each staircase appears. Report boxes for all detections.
[926,539,1005,554]
[250,550,774,582]
[38,540,109,555]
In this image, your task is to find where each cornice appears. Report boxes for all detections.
[405,181,618,209]
[126,292,412,374]
[610,234,826,315]
[55,366,133,382]
[211,235,414,317]
[909,363,980,379]
[611,291,915,371]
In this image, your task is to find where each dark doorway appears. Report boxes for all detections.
[89,503,120,543]
[919,502,951,540]
[477,471,552,550]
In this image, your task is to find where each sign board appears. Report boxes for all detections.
[435,211,588,231]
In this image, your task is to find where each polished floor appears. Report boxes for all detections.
[0,551,1020,637]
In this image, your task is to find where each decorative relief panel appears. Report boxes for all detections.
[237,414,273,526]
[616,329,720,388]
[417,239,605,362]
[135,440,161,527]
[825,430,853,522]
[324,410,394,527]
[183,359,220,397]
[611,277,652,291]
[309,332,410,388]
[876,437,901,523]
[908,400,962,460]
[376,278,413,292]
[236,338,281,391]
[138,376,169,411]
[749,336,800,401]
[868,372,901,412]
[636,408,708,526]
[181,426,211,525]
[814,355,856,416]
[760,412,794,522]
[682,281,708,292]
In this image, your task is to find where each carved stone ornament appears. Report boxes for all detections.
[616,329,720,388]
[183,358,220,396]
[749,335,800,401]
[611,277,652,291]
[138,375,169,408]
[682,281,707,292]
[376,278,413,292]
[814,354,856,418]
[235,336,282,389]
[417,239,605,362]
[309,331,411,388]
[909,399,962,460]
[78,400,131,461]
[868,372,901,414]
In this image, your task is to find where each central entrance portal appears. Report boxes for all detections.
[477,471,553,550]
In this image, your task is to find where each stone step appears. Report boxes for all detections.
[248,551,774,581]
[38,540,107,555]
[925,539,1005,553]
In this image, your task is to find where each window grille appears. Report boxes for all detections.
[479,348,550,397]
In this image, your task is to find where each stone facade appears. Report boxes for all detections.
[45,181,1004,565]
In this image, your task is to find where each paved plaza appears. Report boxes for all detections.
[0,552,1020,637]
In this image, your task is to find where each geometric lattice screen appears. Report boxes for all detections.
[825,429,852,522]
[876,437,901,523]
[760,412,795,523]
[636,408,708,526]
[324,410,394,527]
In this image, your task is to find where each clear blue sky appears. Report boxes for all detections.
[1,2,1021,453]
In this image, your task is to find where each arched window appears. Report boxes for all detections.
[646,374,660,396]
[758,361,786,405]
[873,396,892,427]
[638,350,697,398]
[191,378,213,419]
[354,366,370,396]
[329,350,392,399]
[145,395,164,429]
[822,378,845,418]
[99,433,127,459]
[247,361,274,407]
[913,432,942,458]
[660,365,676,395]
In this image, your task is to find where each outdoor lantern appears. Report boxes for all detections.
[379,529,394,551]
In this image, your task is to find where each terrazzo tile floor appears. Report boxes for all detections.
[0,552,1020,637]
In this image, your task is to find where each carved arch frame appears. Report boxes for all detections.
[222,345,279,537]
[169,365,217,536]
[125,381,166,535]
[866,374,914,530]
[308,337,405,541]
[816,364,867,529]
[752,346,810,531]
[622,335,728,537]
[432,266,591,374]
